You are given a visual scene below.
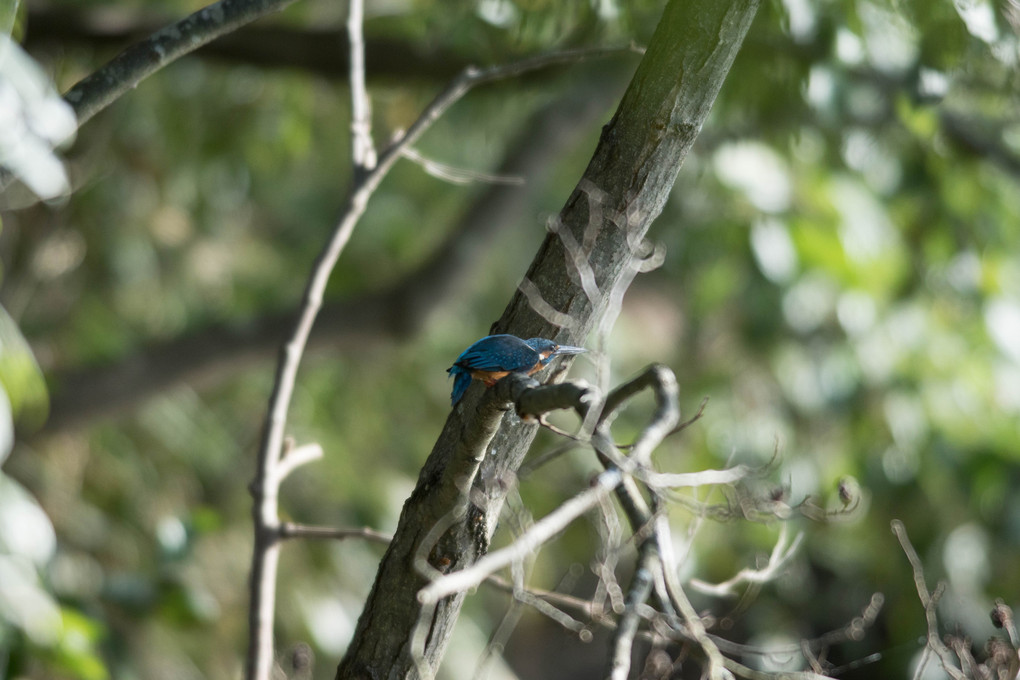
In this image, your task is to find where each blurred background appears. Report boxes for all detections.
[2,0,1019,678]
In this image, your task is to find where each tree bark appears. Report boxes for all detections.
[334,0,761,678]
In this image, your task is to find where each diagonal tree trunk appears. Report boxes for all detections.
[335,1,761,678]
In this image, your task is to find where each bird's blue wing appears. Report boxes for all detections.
[449,368,473,405]
[452,334,537,372]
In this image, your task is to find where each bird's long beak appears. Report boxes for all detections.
[552,345,587,357]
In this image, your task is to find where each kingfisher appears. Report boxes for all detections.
[447,334,587,405]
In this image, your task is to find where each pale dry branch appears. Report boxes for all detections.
[654,511,731,680]
[720,658,833,680]
[483,574,603,631]
[706,593,885,672]
[512,588,591,637]
[992,600,1020,648]
[688,524,804,597]
[588,364,719,680]
[278,523,391,544]
[274,442,323,483]
[609,541,658,680]
[346,0,376,173]
[892,519,968,680]
[418,468,625,604]
[400,146,525,186]
[593,492,626,618]
[641,465,751,490]
[471,546,528,680]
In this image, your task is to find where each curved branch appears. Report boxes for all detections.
[418,468,624,605]
[62,0,304,126]
[24,5,467,83]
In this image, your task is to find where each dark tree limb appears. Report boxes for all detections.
[335,0,761,677]
[61,0,306,126]
[25,4,471,84]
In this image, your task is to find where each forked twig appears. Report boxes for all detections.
[401,146,524,186]
[417,468,625,604]
[891,520,968,680]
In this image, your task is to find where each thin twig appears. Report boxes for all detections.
[609,540,658,680]
[346,0,375,173]
[274,442,324,482]
[483,574,604,626]
[654,512,730,680]
[278,522,392,544]
[688,524,804,597]
[417,469,625,604]
[891,520,968,680]
[401,146,524,186]
[594,365,731,680]
[641,465,751,490]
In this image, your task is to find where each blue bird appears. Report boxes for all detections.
[448,334,587,405]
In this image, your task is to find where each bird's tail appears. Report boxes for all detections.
[449,368,472,405]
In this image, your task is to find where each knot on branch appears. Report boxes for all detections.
[491,372,598,420]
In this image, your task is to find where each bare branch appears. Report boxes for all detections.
[346,0,376,173]
[512,588,591,637]
[274,442,323,483]
[400,146,525,186]
[992,600,1020,648]
[483,574,604,629]
[641,465,751,490]
[654,512,731,680]
[892,519,968,680]
[587,363,737,680]
[609,542,658,680]
[720,657,833,680]
[64,0,302,127]
[688,525,804,598]
[278,523,391,544]
[602,364,680,465]
[418,468,625,604]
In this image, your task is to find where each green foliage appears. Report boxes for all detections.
[0,305,47,424]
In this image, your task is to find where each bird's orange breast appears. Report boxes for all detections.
[470,369,512,386]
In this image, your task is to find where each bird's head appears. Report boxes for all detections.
[525,338,587,365]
